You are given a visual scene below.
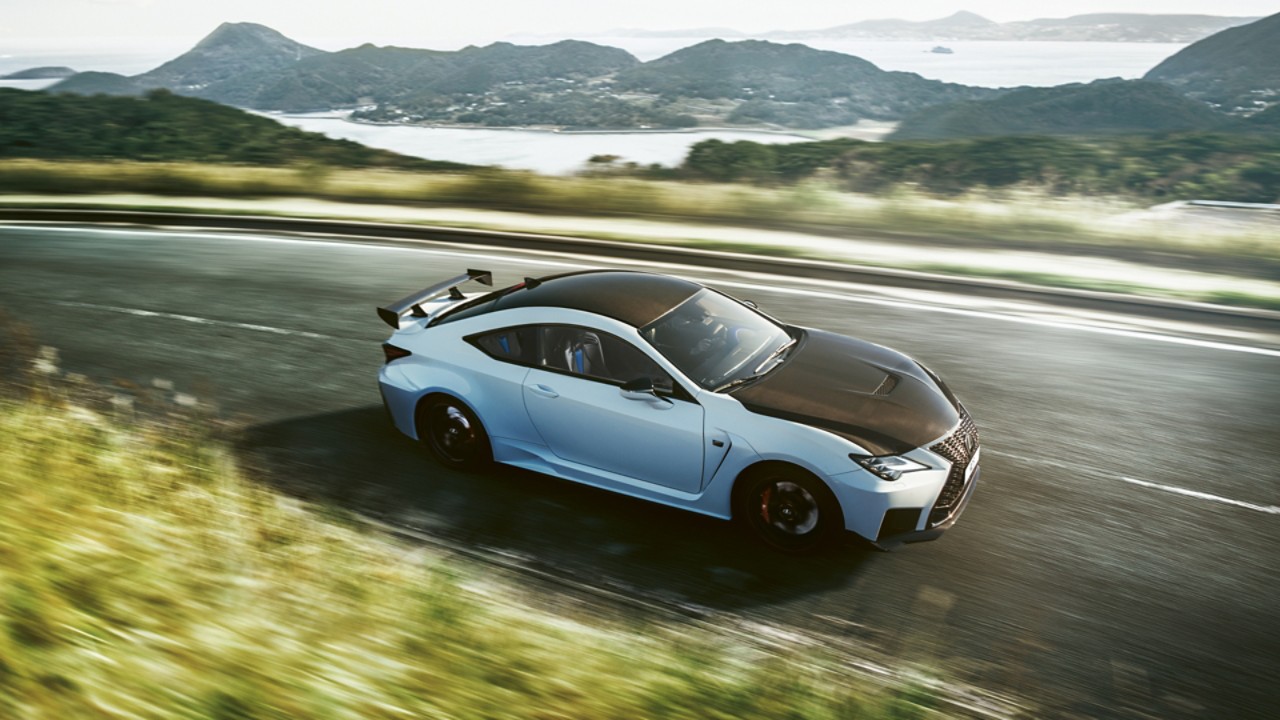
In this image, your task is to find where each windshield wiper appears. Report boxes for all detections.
[752,338,796,374]
[713,374,766,393]
[713,339,797,393]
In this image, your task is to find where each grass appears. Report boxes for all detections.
[0,381,955,719]
[1,158,1276,274]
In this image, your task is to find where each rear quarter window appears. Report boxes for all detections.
[469,327,537,364]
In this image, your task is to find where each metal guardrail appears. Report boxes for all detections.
[1,206,1276,327]
[1187,200,1280,211]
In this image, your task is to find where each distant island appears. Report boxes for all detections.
[556,11,1260,44]
[48,23,995,130]
[44,13,1280,134]
[2,66,76,80]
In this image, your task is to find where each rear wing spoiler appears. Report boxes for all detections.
[377,269,494,328]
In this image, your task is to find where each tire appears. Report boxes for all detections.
[416,395,492,472]
[736,465,841,554]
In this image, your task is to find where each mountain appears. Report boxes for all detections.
[209,44,452,110]
[0,87,464,169]
[49,22,327,100]
[891,79,1234,140]
[612,39,997,127]
[1144,12,1280,112]
[238,39,640,116]
[52,24,642,117]
[768,11,997,40]
[765,11,1256,42]
[1003,14,1260,42]
[1,66,76,80]
[134,22,326,91]
[47,71,146,96]
[48,23,997,129]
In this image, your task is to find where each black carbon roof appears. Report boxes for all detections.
[434,270,703,328]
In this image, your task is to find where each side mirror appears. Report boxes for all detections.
[621,377,653,394]
[620,377,672,405]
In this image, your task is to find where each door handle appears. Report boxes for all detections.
[529,384,559,398]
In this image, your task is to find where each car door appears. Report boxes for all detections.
[522,324,705,494]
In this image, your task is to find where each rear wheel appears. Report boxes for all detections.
[417,395,492,472]
[737,465,841,553]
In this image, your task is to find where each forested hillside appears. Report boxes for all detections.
[1145,12,1280,111]
[0,89,464,169]
[891,80,1234,140]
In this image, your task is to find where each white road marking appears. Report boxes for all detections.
[11,225,1280,359]
[54,300,336,340]
[988,449,1280,516]
[1118,476,1280,515]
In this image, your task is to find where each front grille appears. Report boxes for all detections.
[928,408,979,526]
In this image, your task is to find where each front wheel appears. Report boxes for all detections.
[417,395,492,472]
[737,466,841,553]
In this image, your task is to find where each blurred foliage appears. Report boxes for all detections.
[2,159,1277,277]
[0,375,950,718]
[0,88,468,170]
[679,132,1280,202]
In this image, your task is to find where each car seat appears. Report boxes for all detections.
[564,331,607,377]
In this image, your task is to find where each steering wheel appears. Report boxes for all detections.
[690,320,729,359]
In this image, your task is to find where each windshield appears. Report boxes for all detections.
[640,289,794,391]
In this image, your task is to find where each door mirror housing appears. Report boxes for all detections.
[621,377,672,404]
[621,377,653,394]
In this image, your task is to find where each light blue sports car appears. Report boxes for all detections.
[377,269,980,552]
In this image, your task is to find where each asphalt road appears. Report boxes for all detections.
[2,223,1277,719]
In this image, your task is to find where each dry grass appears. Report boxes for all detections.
[0,379,945,718]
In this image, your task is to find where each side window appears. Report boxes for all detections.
[538,325,675,392]
[470,326,536,364]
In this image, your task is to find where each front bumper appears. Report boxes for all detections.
[870,465,981,550]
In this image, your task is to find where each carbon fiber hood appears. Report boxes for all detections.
[729,328,960,455]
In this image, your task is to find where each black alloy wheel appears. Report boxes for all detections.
[740,467,840,553]
[419,396,491,471]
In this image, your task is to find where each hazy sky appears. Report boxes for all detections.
[2,1,1276,51]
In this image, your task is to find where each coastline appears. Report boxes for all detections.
[275,110,833,140]
[338,115,899,142]
[260,111,888,173]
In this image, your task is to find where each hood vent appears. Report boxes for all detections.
[872,372,900,397]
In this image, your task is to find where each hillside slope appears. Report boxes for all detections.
[891,80,1233,140]
[614,39,996,127]
[1144,12,1280,111]
[0,88,463,169]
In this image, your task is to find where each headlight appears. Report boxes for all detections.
[850,454,929,482]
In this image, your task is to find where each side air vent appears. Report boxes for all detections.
[872,372,899,396]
